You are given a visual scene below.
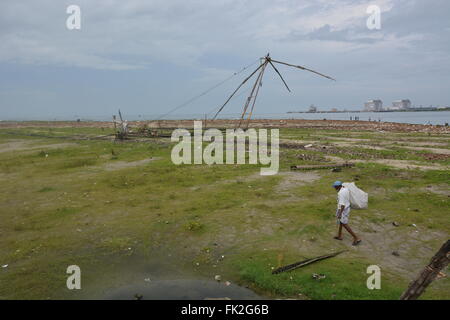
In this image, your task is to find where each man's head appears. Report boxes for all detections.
[333,180,343,191]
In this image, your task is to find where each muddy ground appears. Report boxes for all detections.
[1,118,449,134]
[0,121,448,300]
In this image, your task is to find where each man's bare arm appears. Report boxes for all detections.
[337,204,345,219]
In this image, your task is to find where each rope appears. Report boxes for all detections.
[205,85,253,118]
[151,59,260,121]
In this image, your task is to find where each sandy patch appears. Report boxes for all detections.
[102,158,158,171]
[352,159,447,170]
[324,155,347,163]
[328,141,389,150]
[400,146,450,155]
[351,218,449,276]
[0,140,77,153]
[275,171,321,194]
[394,141,449,147]
[423,185,450,197]
[312,136,371,142]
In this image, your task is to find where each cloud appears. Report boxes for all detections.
[1,0,450,118]
[0,0,400,70]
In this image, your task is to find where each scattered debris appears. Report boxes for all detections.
[304,144,313,148]
[291,163,354,171]
[113,109,129,140]
[421,153,450,161]
[295,153,324,161]
[312,273,326,280]
[134,293,143,300]
[225,281,231,286]
[272,250,346,274]
[144,278,151,282]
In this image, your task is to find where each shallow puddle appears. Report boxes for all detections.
[104,279,261,300]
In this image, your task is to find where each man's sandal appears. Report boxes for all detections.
[352,239,362,246]
[333,236,343,240]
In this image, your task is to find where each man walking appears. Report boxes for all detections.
[333,181,362,246]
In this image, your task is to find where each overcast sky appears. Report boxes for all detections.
[1,0,449,120]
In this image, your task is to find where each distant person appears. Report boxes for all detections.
[332,181,362,246]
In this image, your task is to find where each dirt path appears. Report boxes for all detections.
[351,217,449,277]
[102,158,158,171]
[0,140,77,153]
[353,159,448,171]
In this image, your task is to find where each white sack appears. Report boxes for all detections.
[342,182,368,209]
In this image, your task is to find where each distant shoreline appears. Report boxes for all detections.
[1,118,449,134]
[287,108,450,114]
[1,110,449,126]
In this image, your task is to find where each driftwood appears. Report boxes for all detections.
[290,163,354,171]
[272,250,346,275]
[400,239,450,300]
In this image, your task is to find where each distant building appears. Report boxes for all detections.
[330,108,338,112]
[364,99,383,112]
[308,104,317,113]
[390,99,411,110]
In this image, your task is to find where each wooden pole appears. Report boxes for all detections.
[237,60,267,129]
[212,63,265,120]
[268,60,291,92]
[400,239,449,300]
[270,59,336,81]
[244,61,268,129]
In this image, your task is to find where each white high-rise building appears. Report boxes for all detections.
[364,100,383,111]
[390,99,411,110]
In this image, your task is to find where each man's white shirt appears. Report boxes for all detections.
[337,187,351,209]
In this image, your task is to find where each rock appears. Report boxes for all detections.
[392,221,400,227]
[214,275,221,282]
[392,251,400,257]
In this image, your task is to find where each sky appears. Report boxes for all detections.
[0,0,449,120]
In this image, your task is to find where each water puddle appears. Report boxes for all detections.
[104,279,261,300]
